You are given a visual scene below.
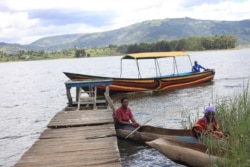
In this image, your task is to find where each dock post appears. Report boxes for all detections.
[66,87,72,106]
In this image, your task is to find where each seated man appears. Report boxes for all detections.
[192,61,206,72]
[192,106,223,140]
[115,97,140,131]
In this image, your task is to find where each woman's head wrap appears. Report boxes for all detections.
[205,106,215,113]
[203,106,216,122]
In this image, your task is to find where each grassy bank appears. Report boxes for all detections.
[215,85,250,166]
[0,47,121,62]
[186,85,250,166]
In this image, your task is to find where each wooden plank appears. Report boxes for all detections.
[40,125,116,141]
[15,125,121,167]
[104,92,115,114]
[48,109,114,128]
[15,80,120,167]
[72,99,106,105]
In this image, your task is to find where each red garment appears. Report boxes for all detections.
[115,106,133,123]
[192,117,222,138]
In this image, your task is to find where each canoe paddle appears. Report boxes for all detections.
[125,118,152,139]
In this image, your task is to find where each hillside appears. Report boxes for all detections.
[1,17,250,52]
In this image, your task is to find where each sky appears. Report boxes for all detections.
[0,0,250,45]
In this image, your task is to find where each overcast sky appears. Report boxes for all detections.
[1,0,250,44]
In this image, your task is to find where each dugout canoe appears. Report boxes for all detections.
[147,138,226,167]
[138,125,193,136]
[116,126,208,153]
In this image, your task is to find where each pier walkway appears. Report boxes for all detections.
[15,80,121,167]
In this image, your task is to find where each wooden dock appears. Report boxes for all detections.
[15,80,122,167]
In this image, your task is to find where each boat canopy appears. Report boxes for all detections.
[122,52,189,60]
[120,51,192,78]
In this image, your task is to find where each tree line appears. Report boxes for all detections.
[116,35,237,54]
[0,35,237,62]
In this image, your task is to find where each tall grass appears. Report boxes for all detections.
[183,83,250,166]
[214,85,250,166]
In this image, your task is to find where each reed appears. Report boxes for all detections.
[183,82,250,166]
[213,84,250,166]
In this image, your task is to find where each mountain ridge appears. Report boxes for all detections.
[1,17,250,52]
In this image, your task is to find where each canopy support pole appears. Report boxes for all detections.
[136,59,141,78]
[156,59,161,77]
[173,57,179,74]
[187,55,193,70]
[120,59,123,77]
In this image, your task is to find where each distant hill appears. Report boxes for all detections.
[0,42,24,54]
[1,17,250,52]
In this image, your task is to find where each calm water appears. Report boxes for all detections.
[0,49,250,167]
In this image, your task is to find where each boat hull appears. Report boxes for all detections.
[139,125,193,136]
[64,70,215,94]
[147,138,225,167]
[116,128,208,153]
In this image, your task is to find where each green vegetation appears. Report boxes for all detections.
[0,35,237,62]
[123,35,237,53]
[214,85,250,166]
[0,46,120,62]
[185,85,250,166]
[87,46,120,56]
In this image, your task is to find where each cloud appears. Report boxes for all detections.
[28,9,115,27]
[180,0,221,8]
[189,0,250,21]
[0,0,250,44]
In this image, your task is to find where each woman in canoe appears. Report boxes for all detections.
[192,106,223,140]
[115,97,140,130]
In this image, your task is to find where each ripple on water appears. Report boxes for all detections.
[123,146,186,167]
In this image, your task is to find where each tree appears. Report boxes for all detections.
[75,49,86,57]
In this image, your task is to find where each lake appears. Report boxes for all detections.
[0,49,250,167]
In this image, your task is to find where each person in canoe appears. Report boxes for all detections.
[115,97,140,130]
[192,61,206,72]
[192,106,223,140]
